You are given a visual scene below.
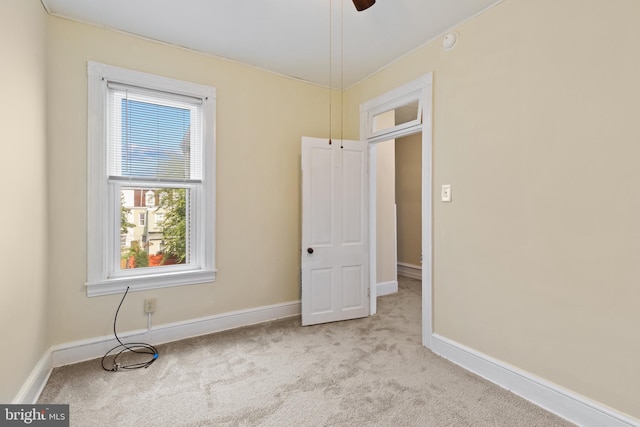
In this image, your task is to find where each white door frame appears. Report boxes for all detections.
[360,73,433,349]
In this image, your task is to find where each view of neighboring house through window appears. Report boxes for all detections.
[87,62,216,296]
[121,187,188,269]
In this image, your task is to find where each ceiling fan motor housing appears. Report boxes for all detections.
[353,0,376,12]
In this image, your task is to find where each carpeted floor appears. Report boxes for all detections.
[39,277,574,426]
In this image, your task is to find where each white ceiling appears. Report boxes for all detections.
[42,0,503,88]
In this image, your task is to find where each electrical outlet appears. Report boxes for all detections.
[144,298,156,314]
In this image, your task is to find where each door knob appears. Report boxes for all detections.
[307,248,314,254]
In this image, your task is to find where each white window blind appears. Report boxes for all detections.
[107,82,203,183]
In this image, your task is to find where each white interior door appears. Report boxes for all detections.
[301,136,369,326]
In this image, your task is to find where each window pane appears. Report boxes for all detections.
[120,187,189,269]
[120,99,192,180]
[371,99,420,134]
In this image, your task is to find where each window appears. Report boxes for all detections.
[363,80,424,142]
[145,190,155,207]
[139,212,146,226]
[87,62,216,297]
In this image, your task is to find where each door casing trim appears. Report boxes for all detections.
[360,73,433,348]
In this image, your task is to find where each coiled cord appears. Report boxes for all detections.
[101,286,158,371]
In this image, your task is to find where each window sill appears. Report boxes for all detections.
[85,269,217,297]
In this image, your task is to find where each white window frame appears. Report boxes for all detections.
[364,83,424,143]
[87,61,216,297]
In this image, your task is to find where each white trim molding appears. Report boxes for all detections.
[362,72,433,330]
[51,300,301,367]
[431,334,640,427]
[16,301,300,403]
[12,350,53,404]
[397,262,422,280]
[86,269,217,297]
[376,280,398,297]
[86,61,217,297]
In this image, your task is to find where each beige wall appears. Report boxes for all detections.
[0,0,49,402]
[347,0,640,419]
[395,133,422,266]
[373,107,398,285]
[375,139,397,285]
[46,17,334,344]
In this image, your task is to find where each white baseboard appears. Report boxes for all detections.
[13,300,298,403]
[377,280,398,296]
[12,350,53,404]
[51,300,301,368]
[12,300,300,403]
[431,334,639,427]
[22,302,637,427]
[397,262,421,280]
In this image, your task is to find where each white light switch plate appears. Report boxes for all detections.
[441,184,452,202]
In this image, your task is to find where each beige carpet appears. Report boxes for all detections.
[39,277,573,426]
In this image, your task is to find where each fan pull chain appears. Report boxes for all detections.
[328,0,332,146]
[340,0,344,150]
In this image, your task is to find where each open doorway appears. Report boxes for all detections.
[374,138,399,296]
[374,133,422,292]
[362,73,433,349]
[395,133,422,281]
